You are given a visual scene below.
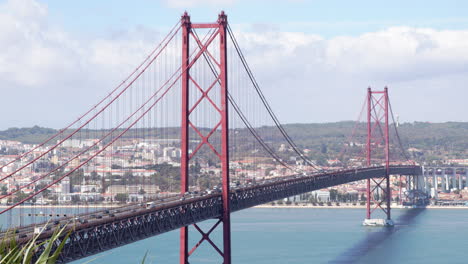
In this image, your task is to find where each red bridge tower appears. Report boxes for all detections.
[180,11,232,264]
[363,87,393,226]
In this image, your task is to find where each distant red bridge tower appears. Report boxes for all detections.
[364,87,393,226]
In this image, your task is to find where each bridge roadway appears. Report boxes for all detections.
[11,165,420,263]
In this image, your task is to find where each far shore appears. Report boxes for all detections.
[0,204,122,209]
[254,204,468,209]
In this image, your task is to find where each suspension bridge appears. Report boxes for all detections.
[0,12,423,263]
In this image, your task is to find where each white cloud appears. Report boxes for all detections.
[0,0,467,129]
[235,26,468,81]
[232,26,468,123]
[0,0,160,128]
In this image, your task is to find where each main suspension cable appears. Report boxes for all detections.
[0,20,181,173]
[227,25,318,171]
[0,28,219,211]
[0,22,182,184]
[388,98,411,163]
[192,29,296,172]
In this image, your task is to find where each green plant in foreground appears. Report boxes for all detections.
[0,224,70,264]
[140,251,148,264]
[0,223,152,264]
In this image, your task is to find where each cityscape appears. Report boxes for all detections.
[1,136,467,208]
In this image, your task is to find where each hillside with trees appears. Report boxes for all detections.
[0,122,466,164]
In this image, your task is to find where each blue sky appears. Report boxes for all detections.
[41,0,468,37]
[0,0,468,129]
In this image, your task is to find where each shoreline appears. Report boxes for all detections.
[254,204,468,209]
[0,204,121,209]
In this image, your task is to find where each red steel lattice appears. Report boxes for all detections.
[180,11,231,264]
[365,87,392,221]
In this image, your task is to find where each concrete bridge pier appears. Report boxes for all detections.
[463,173,466,189]
[423,171,428,194]
[416,174,425,193]
[446,174,451,190]
[403,169,430,206]
[406,175,412,193]
[458,174,463,190]
[444,175,449,192]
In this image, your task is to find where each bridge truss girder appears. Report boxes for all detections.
[25,166,419,263]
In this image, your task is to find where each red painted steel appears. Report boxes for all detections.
[180,11,190,264]
[192,23,220,28]
[366,88,371,219]
[178,11,231,264]
[365,87,392,221]
[384,87,391,220]
[218,11,232,264]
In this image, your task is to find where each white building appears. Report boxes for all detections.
[163,147,181,159]
[61,177,70,194]
[311,190,330,202]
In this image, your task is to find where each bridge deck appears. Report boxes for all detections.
[7,165,420,263]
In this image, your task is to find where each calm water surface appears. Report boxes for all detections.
[61,207,468,264]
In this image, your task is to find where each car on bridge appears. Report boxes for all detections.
[146,202,156,209]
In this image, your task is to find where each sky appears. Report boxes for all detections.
[0,0,467,129]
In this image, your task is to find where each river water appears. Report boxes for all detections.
[63,207,468,264]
